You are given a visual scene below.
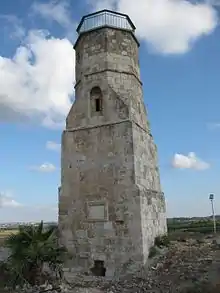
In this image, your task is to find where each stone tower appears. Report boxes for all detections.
[59,10,167,278]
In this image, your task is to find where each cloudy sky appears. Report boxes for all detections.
[1,0,220,222]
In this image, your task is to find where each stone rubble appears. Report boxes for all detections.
[67,239,220,293]
[4,238,220,293]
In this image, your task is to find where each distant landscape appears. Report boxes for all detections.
[167,216,220,234]
[0,222,57,245]
[0,216,219,244]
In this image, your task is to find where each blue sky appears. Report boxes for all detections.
[1,0,220,222]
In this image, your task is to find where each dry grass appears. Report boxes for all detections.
[0,229,18,236]
[0,230,18,246]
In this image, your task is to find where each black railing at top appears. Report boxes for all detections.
[77,11,134,34]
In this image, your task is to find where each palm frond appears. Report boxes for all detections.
[3,221,67,287]
[42,226,56,241]
[37,220,44,235]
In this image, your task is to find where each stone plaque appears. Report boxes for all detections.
[89,205,105,220]
[87,200,108,221]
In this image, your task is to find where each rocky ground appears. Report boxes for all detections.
[2,234,220,293]
[66,236,220,293]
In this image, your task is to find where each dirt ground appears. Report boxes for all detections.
[1,232,220,292]
[67,234,220,293]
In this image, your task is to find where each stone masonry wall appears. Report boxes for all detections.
[66,71,129,129]
[59,121,145,277]
[74,28,139,84]
[67,28,149,132]
[139,188,167,264]
[132,123,161,191]
[132,123,167,263]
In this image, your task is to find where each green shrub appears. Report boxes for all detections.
[148,246,158,258]
[3,221,67,288]
[154,235,170,247]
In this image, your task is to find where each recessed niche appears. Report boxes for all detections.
[115,220,124,225]
[90,260,106,276]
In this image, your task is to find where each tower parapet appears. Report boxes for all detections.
[77,10,135,34]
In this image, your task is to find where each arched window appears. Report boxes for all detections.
[90,87,103,116]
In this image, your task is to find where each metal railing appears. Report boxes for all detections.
[78,11,134,33]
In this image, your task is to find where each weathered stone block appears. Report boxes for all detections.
[76,229,88,238]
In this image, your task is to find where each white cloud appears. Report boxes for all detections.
[0,1,217,129]
[46,141,61,151]
[0,30,74,129]
[172,152,210,170]
[29,162,57,172]
[31,0,72,29]
[0,191,57,221]
[0,192,22,208]
[207,122,220,130]
[90,0,218,54]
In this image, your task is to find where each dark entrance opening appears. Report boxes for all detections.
[95,98,101,112]
[90,260,106,276]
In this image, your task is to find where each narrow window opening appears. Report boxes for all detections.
[95,98,101,112]
[90,87,103,116]
[90,260,106,276]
